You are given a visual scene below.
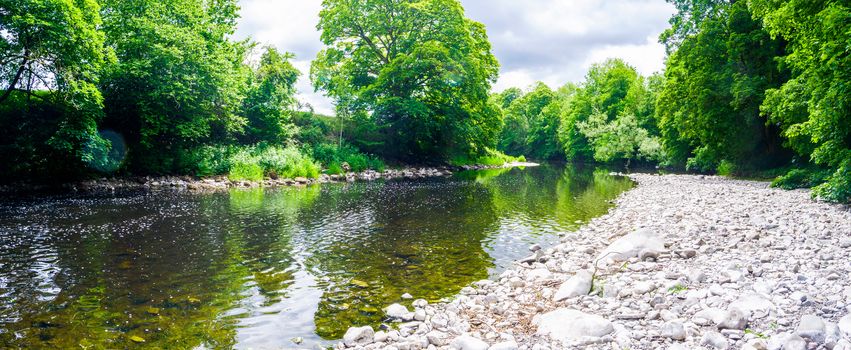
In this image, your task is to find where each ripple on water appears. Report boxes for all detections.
[0,164,632,348]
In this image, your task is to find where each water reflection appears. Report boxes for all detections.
[0,164,632,349]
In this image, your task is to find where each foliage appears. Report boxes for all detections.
[559,59,661,164]
[0,0,111,180]
[494,83,566,160]
[311,143,385,173]
[99,0,251,173]
[656,0,789,172]
[241,47,301,144]
[311,0,501,160]
[750,0,851,203]
[450,148,523,167]
[771,167,832,190]
[183,144,321,180]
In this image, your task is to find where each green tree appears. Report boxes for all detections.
[0,0,111,179]
[656,0,788,172]
[241,47,301,144]
[559,59,656,163]
[100,0,250,173]
[750,0,851,202]
[311,0,501,161]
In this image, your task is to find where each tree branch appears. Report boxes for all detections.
[0,48,29,104]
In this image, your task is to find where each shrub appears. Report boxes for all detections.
[812,160,851,203]
[450,148,523,166]
[311,143,384,173]
[771,167,831,190]
[716,160,736,176]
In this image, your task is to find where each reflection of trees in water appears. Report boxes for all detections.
[0,188,321,349]
[301,180,500,339]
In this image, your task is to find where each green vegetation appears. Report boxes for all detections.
[0,0,849,201]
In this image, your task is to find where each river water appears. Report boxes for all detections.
[0,164,632,349]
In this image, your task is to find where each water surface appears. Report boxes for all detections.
[0,164,632,349]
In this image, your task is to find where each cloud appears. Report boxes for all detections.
[235,0,676,113]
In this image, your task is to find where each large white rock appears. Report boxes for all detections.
[343,326,374,347]
[449,334,489,350]
[384,303,410,319]
[730,294,775,319]
[535,309,614,343]
[596,228,665,264]
[553,270,593,301]
[797,315,826,343]
[839,314,851,338]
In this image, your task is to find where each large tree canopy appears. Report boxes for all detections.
[100,0,251,173]
[0,0,110,178]
[656,0,788,171]
[311,0,501,160]
[750,0,851,202]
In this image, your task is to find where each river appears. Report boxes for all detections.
[0,164,632,349]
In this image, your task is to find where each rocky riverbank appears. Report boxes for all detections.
[0,162,542,196]
[337,174,851,350]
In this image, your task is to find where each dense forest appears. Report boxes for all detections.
[0,0,848,203]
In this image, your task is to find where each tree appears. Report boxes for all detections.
[559,59,653,162]
[0,0,111,179]
[241,47,301,144]
[311,0,501,161]
[100,0,250,173]
[750,0,851,202]
[656,0,789,172]
[495,83,568,160]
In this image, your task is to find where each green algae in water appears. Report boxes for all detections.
[0,164,632,348]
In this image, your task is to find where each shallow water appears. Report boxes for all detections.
[0,164,632,349]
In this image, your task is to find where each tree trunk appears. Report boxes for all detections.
[0,48,29,105]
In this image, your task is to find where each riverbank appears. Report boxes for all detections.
[0,162,541,195]
[337,174,851,350]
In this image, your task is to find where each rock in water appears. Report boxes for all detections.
[343,326,374,347]
[449,335,489,350]
[596,228,665,264]
[535,309,614,343]
[553,270,593,301]
[796,314,826,343]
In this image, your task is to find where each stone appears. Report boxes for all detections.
[426,331,450,346]
[700,331,729,349]
[402,293,413,299]
[449,335,489,350]
[796,314,826,343]
[633,281,657,295]
[489,340,519,350]
[839,314,851,338]
[730,294,775,319]
[597,228,665,264]
[385,304,410,320]
[534,309,614,343]
[343,326,375,347]
[717,307,750,330]
[374,331,388,343]
[414,309,427,321]
[694,308,727,326]
[660,321,687,340]
[553,270,593,301]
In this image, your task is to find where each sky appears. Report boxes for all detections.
[234,0,677,115]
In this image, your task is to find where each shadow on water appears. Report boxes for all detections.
[0,163,632,349]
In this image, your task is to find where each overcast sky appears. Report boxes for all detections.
[234,0,676,115]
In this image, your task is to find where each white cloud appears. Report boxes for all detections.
[235,0,676,112]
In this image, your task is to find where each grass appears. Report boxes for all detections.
[186,144,321,181]
[450,148,526,167]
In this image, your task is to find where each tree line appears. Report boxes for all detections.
[492,0,849,203]
[1,0,848,202]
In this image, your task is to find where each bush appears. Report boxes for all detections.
[182,144,321,181]
[450,148,524,167]
[812,160,851,203]
[716,160,736,177]
[311,143,384,173]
